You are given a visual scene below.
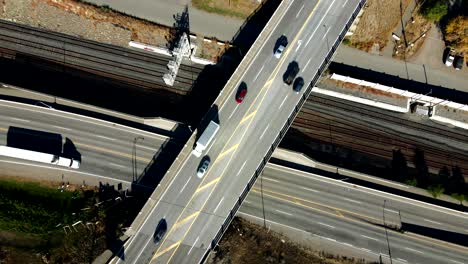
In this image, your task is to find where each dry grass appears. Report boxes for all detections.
[350,0,412,51]
[393,13,431,59]
[208,217,368,264]
[192,0,261,19]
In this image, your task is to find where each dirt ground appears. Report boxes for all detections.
[393,13,432,59]
[0,175,96,192]
[207,218,368,264]
[0,0,226,61]
[349,0,412,51]
[192,0,261,19]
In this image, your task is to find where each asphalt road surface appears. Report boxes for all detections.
[0,99,169,188]
[113,0,366,263]
[236,164,468,264]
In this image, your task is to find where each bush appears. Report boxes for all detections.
[419,0,448,22]
[444,16,468,53]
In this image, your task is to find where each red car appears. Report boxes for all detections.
[236,84,247,103]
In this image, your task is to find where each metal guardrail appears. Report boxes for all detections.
[203,0,367,262]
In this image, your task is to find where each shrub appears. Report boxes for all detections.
[419,0,448,22]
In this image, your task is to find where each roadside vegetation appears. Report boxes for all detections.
[419,0,448,22]
[391,149,467,203]
[0,177,147,263]
[191,0,261,19]
[208,217,373,264]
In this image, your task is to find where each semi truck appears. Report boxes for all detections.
[192,121,220,157]
[0,145,80,169]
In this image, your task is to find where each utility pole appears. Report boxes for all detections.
[260,172,267,228]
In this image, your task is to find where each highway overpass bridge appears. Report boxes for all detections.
[114,0,367,263]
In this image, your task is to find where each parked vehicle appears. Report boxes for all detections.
[192,121,220,157]
[454,55,464,70]
[0,145,80,169]
[283,61,300,85]
[293,77,305,93]
[444,49,455,67]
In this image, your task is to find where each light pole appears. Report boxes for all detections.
[133,136,144,181]
[383,200,393,264]
[323,24,330,53]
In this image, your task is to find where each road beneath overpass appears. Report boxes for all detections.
[0,99,169,189]
[113,0,366,263]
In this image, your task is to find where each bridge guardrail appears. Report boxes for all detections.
[203,0,367,262]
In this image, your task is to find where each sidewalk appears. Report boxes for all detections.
[333,45,468,93]
[85,0,243,41]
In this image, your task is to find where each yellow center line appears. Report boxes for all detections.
[253,189,468,254]
[152,241,181,260]
[195,177,221,193]
[239,110,257,124]
[172,212,200,229]
[251,187,380,223]
[216,144,239,160]
[153,1,325,261]
[336,210,344,217]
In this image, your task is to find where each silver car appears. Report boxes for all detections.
[197,159,210,178]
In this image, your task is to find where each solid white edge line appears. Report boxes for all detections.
[0,100,169,140]
[263,177,280,183]
[275,209,293,216]
[267,163,468,218]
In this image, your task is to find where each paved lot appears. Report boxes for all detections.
[86,0,243,41]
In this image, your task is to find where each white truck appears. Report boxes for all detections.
[192,121,220,157]
[0,145,80,169]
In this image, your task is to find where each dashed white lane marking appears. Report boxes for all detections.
[236,161,247,176]
[318,222,335,229]
[53,125,71,131]
[302,58,311,73]
[296,4,305,18]
[109,162,125,168]
[179,178,191,194]
[321,27,331,40]
[424,219,442,225]
[384,208,399,214]
[10,117,30,122]
[343,197,362,204]
[228,104,239,120]
[361,235,379,241]
[279,95,288,109]
[275,209,292,216]
[259,125,270,139]
[405,247,423,254]
[300,186,320,193]
[187,236,199,255]
[253,65,265,82]
[263,177,279,183]
[214,197,224,213]
[96,135,115,141]
[397,258,408,263]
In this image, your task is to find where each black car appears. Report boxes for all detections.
[454,55,464,70]
[153,218,167,243]
[283,61,300,85]
[293,77,304,93]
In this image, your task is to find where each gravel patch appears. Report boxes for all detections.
[1,0,131,46]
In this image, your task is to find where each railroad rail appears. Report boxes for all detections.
[0,20,204,94]
[290,93,468,176]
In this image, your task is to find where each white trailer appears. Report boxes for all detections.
[192,121,220,157]
[0,145,80,169]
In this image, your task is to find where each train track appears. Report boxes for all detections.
[0,20,204,94]
[289,93,468,176]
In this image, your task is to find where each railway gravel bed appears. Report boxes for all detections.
[288,93,468,177]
